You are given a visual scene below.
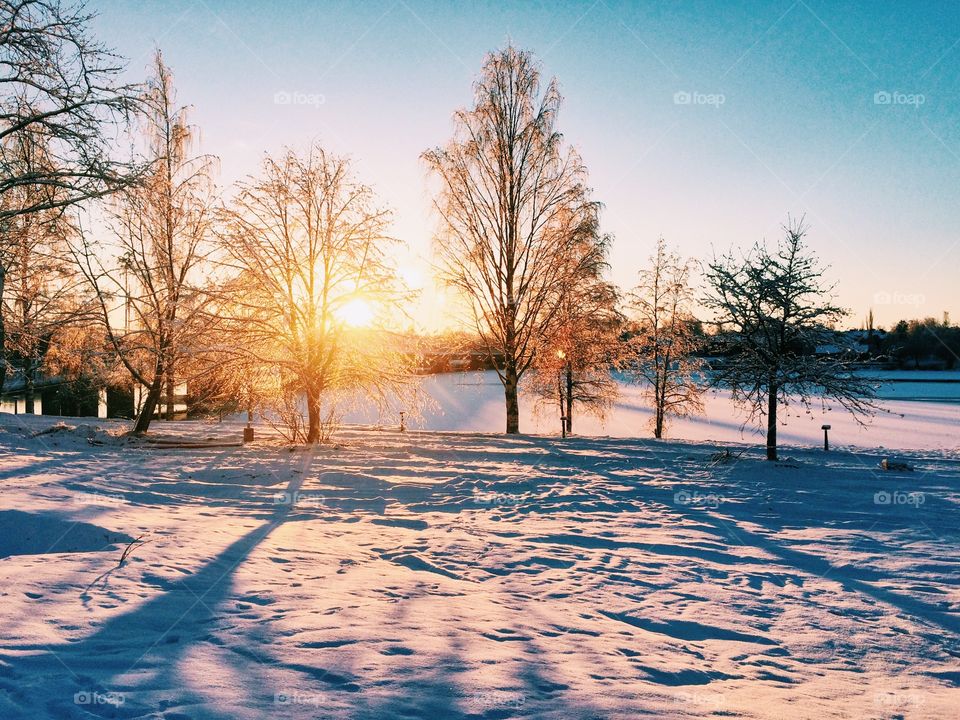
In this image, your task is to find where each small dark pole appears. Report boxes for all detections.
[557,378,566,439]
[399,411,406,432]
[821,424,831,451]
[243,384,254,443]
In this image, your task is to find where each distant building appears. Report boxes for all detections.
[0,371,190,420]
[0,374,104,417]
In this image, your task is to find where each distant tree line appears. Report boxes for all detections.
[880,318,960,370]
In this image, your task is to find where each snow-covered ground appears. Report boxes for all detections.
[349,371,960,452]
[0,411,957,719]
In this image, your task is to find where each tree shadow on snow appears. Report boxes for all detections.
[640,462,960,639]
[0,467,308,719]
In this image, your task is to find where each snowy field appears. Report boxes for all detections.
[0,403,958,719]
[351,371,960,452]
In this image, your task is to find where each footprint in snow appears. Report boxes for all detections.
[481,629,531,642]
[380,645,415,655]
[237,594,276,606]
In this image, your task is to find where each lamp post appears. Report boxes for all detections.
[557,350,567,438]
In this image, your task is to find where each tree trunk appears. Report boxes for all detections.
[0,266,6,397]
[134,370,164,435]
[305,387,321,444]
[766,381,778,461]
[24,369,34,415]
[653,376,664,439]
[557,372,565,437]
[165,361,175,420]
[565,362,573,434]
[504,362,520,434]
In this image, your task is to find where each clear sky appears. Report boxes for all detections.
[92,0,960,331]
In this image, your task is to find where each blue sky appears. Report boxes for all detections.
[92,0,960,329]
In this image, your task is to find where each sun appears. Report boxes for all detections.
[337,297,375,328]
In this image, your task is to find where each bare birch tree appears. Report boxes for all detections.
[626,238,705,438]
[218,145,416,444]
[424,45,599,434]
[704,219,876,460]
[72,51,216,434]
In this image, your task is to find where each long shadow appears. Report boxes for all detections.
[0,454,72,482]
[707,510,960,635]
[610,463,960,639]
[479,442,960,642]
[325,628,608,719]
[0,468,307,719]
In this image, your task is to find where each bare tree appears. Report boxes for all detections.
[424,45,599,434]
[72,51,216,434]
[703,219,876,460]
[218,145,416,444]
[2,198,88,411]
[528,222,621,435]
[626,238,705,439]
[0,127,70,396]
[0,0,139,221]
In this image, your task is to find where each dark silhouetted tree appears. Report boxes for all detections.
[704,219,876,461]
